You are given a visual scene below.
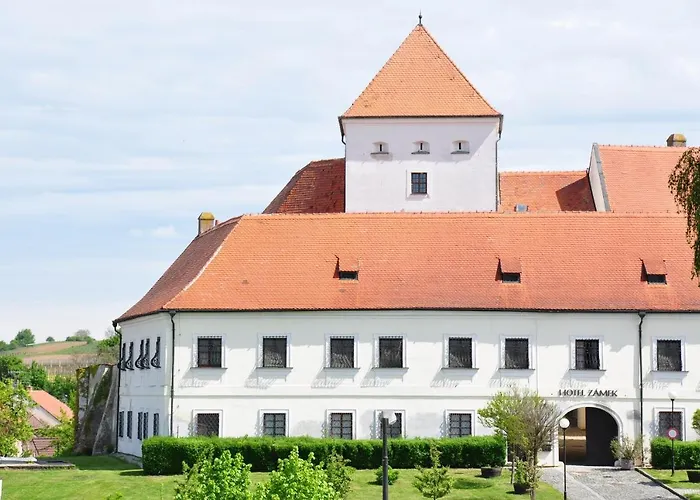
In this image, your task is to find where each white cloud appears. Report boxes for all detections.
[151,225,177,238]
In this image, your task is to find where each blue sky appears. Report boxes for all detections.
[1,1,699,342]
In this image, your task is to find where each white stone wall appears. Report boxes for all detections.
[587,145,607,212]
[343,118,500,213]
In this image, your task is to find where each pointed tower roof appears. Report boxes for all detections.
[340,24,501,127]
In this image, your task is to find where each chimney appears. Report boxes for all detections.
[667,133,687,147]
[198,212,215,235]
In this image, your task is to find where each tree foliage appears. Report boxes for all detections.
[255,447,340,500]
[324,453,354,499]
[66,329,95,343]
[36,409,75,456]
[0,379,34,456]
[413,445,453,499]
[668,147,700,279]
[97,328,120,364]
[174,450,252,500]
[0,355,76,405]
[46,336,55,342]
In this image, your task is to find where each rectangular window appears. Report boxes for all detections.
[338,270,359,280]
[137,411,143,440]
[118,411,124,438]
[263,413,287,437]
[329,412,353,439]
[504,338,529,369]
[153,413,160,437]
[448,413,473,438]
[411,172,428,195]
[262,337,287,368]
[195,413,220,437]
[197,337,222,368]
[658,411,683,440]
[575,339,600,370]
[378,337,403,368]
[380,412,403,438]
[657,340,682,371]
[143,412,149,440]
[448,338,473,368]
[127,411,133,438]
[329,338,354,368]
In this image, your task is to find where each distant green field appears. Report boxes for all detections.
[0,341,98,358]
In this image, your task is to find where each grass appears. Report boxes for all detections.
[0,456,564,500]
[642,468,700,499]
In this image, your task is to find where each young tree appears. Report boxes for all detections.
[0,379,34,456]
[255,447,339,500]
[519,392,560,499]
[413,445,453,499]
[174,450,252,500]
[668,147,700,278]
[46,336,55,342]
[13,329,35,347]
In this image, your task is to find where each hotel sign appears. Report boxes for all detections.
[558,389,618,397]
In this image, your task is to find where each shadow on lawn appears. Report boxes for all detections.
[60,456,140,472]
[119,470,146,477]
[453,478,491,490]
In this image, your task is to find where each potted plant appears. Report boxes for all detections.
[610,435,642,470]
[687,470,700,483]
[512,460,530,494]
[480,460,503,478]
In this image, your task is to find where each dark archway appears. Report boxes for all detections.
[558,407,618,465]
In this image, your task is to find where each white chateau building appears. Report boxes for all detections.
[114,22,698,466]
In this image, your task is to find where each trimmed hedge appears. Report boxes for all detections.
[651,437,700,469]
[142,435,506,475]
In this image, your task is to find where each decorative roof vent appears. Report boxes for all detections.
[515,204,529,213]
[667,133,687,147]
[642,258,667,285]
[198,212,215,235]
[499,257,521,283]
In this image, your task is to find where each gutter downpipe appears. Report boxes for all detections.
[112,319,122,454]
[638,311,646,463]
[169,311,177,437]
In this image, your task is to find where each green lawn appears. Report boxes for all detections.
[0,456,564,500]
[642,469,700,500]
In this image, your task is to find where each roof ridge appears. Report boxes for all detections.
[250,211,685,220]
[598,144,690,150]
[499,170,588,176]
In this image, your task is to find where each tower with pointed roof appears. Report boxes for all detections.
[340,23,503,213]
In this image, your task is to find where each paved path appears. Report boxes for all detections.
[541,466,679,500]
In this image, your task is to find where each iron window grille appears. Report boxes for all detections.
[504,338,529,369]
[127,411,133,438]
[448,413,472,438]
[118,343,126,371]
[143,412,149,440]
[448,338,473,368]
[142,339,150,369]
[263,413,286,437]
[262,337,287,368]
[136,339,145,369]
[575,339,600,370]
[411,172,428,195]
[329,412,353,439]
[118,411,124,438]
[137,412,143,440]
[657,340,682,371]
[647,274,667,284]
[126,342,134,370]
[329,338,354,368]
[195,413,220,437]
[151,337,161,368]
[153,413,159,436]
[658,411,683,440]
[378,338,403,368]
[338,270,359,280]
[197,338,222,368]
[380,412,403,438]
[502,272,521,283]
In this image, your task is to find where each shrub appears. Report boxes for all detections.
[142,435,506,475]
[693,409,700,438]
[513,460,527,485]
[324,453,354,499]
[374,465,400,485]
[651,438,700,469]
[255,447,339,500]
[610,435,642,461]
[413,445,453,499]
[174,450,252,500]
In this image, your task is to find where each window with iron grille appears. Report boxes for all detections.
[647,274,667,284]
[504,338,529,369]
[502,272,521,283]
[153,413,159,436]
[338,270,359,280]
[118,411,124,438]
[329,412,353,439]
[380,412,403,438]
[137,411,143,440]
[263,413,286,437]
[658,411,683,440]
[195,413,220,437]
[127,411,133,438]
[448,338,473,368]
[151,336,161,368]
[378,338,403,368]
[329,338,354,368]
[411,172,428,195]
[197,337,222,368]
[136,339,145,369]
[575,339,600,370]
[126,342,134,370]
[448,413,472,438]
[142,339,150,369]
[657,340,682,371]
[262,337,287,368]
[143,412,149,440]
[119,343,126,371]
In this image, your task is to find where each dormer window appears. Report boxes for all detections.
[336,255,359,280]
[339,271,359,280]
[499,257,522,283]
[642,258,667,285]
[412,141,430,154]
[372,142,389,155]
[452,140,470,154]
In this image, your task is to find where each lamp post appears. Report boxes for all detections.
[669,391,677,476]
[559,417,570,500]
[382,410,398,500]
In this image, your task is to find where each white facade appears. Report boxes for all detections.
[343,118,501,213]
[117,309,700,462]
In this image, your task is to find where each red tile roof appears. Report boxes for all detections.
[264,159,345,214]
[499,171,595,212]
[29,390,73,420]
[597,145,687,213]
[116,212,700,321]
[341,25,500,121]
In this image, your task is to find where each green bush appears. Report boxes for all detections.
[651,438,700,469]
[375,465,400,485]
[255,448,339,500]
[324,453,354,499]
[142,435,506,476]
[174,450,252,500]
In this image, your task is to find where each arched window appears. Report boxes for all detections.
[452,140,470,154]
[372,142,389,154]
[413,141,430,154]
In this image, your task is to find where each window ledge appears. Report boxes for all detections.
[257,366,293,370]
[372,366,408,371]
[441,367,478,371]
[499,368,534,372]
[652,370,689,373]
[409,193,428,197]
[370,151,390,156]
[192,366,227,369]
[411,151,430,155]
[569,369,607,372]
[451,150,470,155]
[324,366,360,371]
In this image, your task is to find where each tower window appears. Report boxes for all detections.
[411,172,428,195]
[412,141,430,154]
[452,140,470,154]
[372,142,389,154]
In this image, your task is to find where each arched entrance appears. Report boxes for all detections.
[558,405,619,465]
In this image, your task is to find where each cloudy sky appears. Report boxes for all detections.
[1,1,698,342]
